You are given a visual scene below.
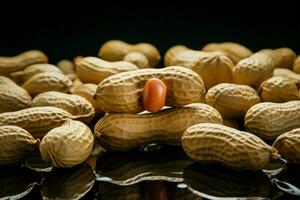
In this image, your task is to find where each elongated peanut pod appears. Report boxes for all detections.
[273,68,300,85]
[123,52,150,68]
[182,123,279,170]
[293,55,300,74]
[94,103,222,150]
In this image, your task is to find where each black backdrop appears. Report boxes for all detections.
[0,2,299,64]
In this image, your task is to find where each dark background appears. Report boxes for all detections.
[0,2,299,64]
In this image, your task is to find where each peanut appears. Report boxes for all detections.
[164,45,234,89]
[10,63,63,83]
[32,91,95,124]
[245,101,300,139]
[262,48,296,69]
[40,119,94,168]
[95,66,205,113]
[0,125,37,165]
[293,55,300,74]
[72,83,102,114]
[98,40,161,67]
[77,57,138,84]
[0,106,76,138]
[258,76,299,102]
[202,42,253,64]
[206,83,261,119]
[0,80,32,113]
[272,128,300,164]
[0,50,48,76]
[57,59,76,75]
[273,68,300,85]
[123,51,150,68]
[94,103,222,150]
[182,123,279,170]
[23,72,73,96]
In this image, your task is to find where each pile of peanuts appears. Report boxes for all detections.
[0,40,300,171]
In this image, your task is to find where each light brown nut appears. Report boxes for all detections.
[0,82,32,113]
[32,91,95,124]
[72,83,102,114]
[94,103,222,150]
[40,119,94,168]
[206,83,261,119]
[267,48,296,69]
[57,59,76,75]
[272,128,300,164]
[202,42,253,64]
[245,101,300,139]
[98,40,161,67]
[123,52,150,68]
[0,50,48,76]
[182,123,279,170]
[95,66,205,113]
[164,45,234,89]
[0,75,17,85]
[77,57,138,84]
[293,55,300,74]
[0,106,75,138]
[10,64,63,83]
[258,76,299,102]
[23,72,73,96]
[273,68,300,85]
[0,125,38,165]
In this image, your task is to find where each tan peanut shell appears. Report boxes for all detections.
[40,119,94,168]
[273,68,300,85]
[293,55,300,74]
[0,125,37,165]
[0,75,18,85]
[0,50,48,76]
[94,103,223,150]
[123,52,150,68]
[182,123,279,170]
[32,91,95,124]
[272,128,300,164]
[72,83,102,114]
[263,48,296,69]
[0,81,32,113]
[164,45,234,89]
[98,40,161,67]
[258,76,299,102]
[0,106,75,138]
[23,72,73,96]
[233,52,274,88]
[57,59,76,75]
[77,57,138,84]
[206,83,261,119]
[202,42,253,64]
[245,101,300,139]
[10,64,63,83]
[95,66,205,113]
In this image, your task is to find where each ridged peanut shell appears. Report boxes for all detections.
[182,123,279,170]
[206,83,261,119]
[293,55,300,74]
[245,101,300,139]
[164,45,189,66]
[40,119,94,168]
[0,75,17,85]
[0,106,75,138]
[10,64,63,83]
[123,52,150,68]
[273,68,300,85]
[95,66,205,113]
[94,103,222,150]
[0,125,38,165]
[0,82,32,113]
[32,91,95,124]
[0,50,48,76]
[77,57,138,84]
[258,76,299,102]
[263,48,296,69]
[202,42,253,64]
[272,128,300,164]
[98,40,161,67]
[57,59,76,75]
[23,72,73,96]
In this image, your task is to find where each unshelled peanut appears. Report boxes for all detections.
[94,66,205,113]
[123,52,150,68]
[77,57,138,84]
[273,68,300,85]
[293,55,300,74]
[182,123,279,170]
[245,101,300,139]
[98,40,161,67]
[94,103,222,150]
[206,83,261,119]
[40,119,94,168]
[57,59,76,75]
